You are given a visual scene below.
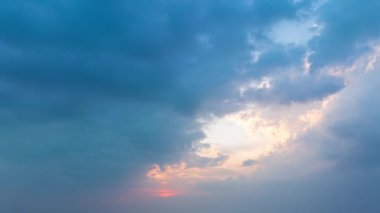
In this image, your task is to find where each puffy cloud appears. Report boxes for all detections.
[0,0,302,117]
[242,159,256,166]
[0,0,311,212]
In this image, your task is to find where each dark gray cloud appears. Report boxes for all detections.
[310,0,380,70]
[323,64,380,169]
[0,1,310,212]
[0,102,204,212]
[0,0,301,117]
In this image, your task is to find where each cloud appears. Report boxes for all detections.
[243,71,344,104]
[187,152,229,168]
[0,0,302,117]
[1,0,380,212]
[242,159,256,167]
[0,0,311,212]
[0,102,205,213]
[319,57,380,169]
[310,0,380,70]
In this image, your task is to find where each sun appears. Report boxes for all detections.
[157,189,178,198]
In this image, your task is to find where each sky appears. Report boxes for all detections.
[0,0,380,212]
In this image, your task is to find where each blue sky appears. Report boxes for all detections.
[1,0,380,212]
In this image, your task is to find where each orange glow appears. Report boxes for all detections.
[144,101,329,192]
[157,189,177,198]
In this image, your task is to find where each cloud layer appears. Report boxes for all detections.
[1,0,380,212]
